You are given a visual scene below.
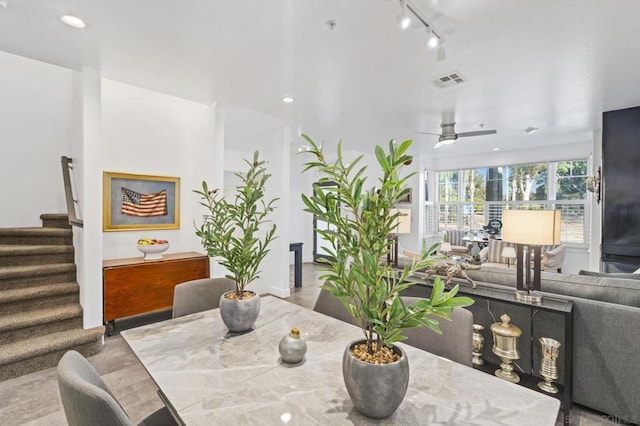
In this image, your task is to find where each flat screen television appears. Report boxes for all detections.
[601,106,640,270]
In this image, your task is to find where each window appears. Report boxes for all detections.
[435,160,589,245]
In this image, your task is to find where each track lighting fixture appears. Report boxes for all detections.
[397,1,443,58]
[427,30,439,48]
[397,0,411,30]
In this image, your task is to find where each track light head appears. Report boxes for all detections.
[427,30,439,48]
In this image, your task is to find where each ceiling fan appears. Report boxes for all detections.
[418,122,497,149]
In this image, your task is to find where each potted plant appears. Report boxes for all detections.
[300,135,473,418]
[194,151,278,332]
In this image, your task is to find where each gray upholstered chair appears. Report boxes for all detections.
[313,286,359,327]
[172,277,236,318]
[57,350,176,426]
[400,297,474,366]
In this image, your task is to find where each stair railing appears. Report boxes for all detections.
[61,156,83,228]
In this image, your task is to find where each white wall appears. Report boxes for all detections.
[289,148,314,263]
[589,130,603,271]
[220,107,290,297]
[0,52,72,227]
[76,68,104,328]
[100,79,214,260]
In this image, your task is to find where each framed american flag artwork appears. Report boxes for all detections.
[103,171,180,231]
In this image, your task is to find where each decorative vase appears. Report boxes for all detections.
[472,324,485,366]
[490,314,521,383]
[219,291,260,333]
[342,340,409,419]
[538,337,561,394]
[279,327,307,364]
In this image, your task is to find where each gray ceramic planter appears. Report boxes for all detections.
[342,339,409,419]
[219,291,260,332]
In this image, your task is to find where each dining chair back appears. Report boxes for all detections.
[57,350,176,426]
[400,298,474,366]
[172,277,236,318]
[313,286,359,327]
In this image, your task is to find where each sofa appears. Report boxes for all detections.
[402,266,640,425]
[479,238,566,272]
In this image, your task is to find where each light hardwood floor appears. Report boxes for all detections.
[0,264,619,425]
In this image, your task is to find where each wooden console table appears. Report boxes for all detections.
[103,252,209,334]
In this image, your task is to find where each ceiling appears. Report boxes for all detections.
[1,0,639,157]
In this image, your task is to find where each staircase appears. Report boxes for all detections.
[0,214,104,381]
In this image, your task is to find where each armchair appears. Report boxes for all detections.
[541,244,566,272]
[444,229,471,256]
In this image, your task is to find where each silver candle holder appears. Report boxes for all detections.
[472,324,485,366]
[538,337,561,394]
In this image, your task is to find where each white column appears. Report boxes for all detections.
[74,68,103,328]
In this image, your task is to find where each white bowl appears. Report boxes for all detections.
[137,243,170,260]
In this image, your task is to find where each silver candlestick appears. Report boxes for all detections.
[472,324,485,366]
[538,337,561,394]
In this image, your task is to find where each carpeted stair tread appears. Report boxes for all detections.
[0,282,78,305]
[0,263,76,280]
[40,213,72,229]
[0,227,72,237]
[0,326,104,366]
[0,304,83,333]
[0,214,104,381]
[0,244,74,256]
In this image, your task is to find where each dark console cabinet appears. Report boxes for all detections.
[602,106,640,271]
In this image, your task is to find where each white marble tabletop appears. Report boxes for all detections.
[121,296,559,425]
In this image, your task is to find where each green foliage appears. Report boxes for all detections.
[300,135,473,355]
[194,151,278,296]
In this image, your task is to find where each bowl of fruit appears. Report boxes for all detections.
[136,238,170,260]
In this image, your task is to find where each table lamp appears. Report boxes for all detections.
[502,246,517,268]
[501,210,561,303]
[388,208,411,267]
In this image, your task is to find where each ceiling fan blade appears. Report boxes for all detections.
[457,130,497,138]
[416,131,441,136]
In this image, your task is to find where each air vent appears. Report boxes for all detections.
[432,72,467,89]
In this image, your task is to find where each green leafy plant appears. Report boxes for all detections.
[194,151,278,299]
[300,135,473,360]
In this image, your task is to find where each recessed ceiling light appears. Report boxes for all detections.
[60,15,86,29]
[492,147,500,151]
[525,126,539,135]
[281,97,295,104]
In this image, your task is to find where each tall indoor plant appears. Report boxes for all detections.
[300,135,473,418]
[194,151,278,332]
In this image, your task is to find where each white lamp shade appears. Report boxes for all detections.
[502,246,517,258]
[502,210,561,245]
[390,208,411,234]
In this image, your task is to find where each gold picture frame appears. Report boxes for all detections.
[103,171,180,231]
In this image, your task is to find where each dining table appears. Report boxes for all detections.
[121,296,560,425]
